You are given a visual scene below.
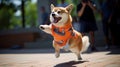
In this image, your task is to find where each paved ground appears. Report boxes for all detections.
[0,47,120,67]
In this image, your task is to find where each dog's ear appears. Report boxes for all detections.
[65,4,73,13]
[51,4,54,11]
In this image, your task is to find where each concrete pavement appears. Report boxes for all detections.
[0,48,120,67]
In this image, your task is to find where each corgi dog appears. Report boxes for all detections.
[39,4,90,60]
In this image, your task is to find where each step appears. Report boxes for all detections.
[24,38,53,49]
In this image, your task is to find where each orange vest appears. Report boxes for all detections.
[51,23,77,47]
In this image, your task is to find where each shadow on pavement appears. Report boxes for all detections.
[54,60,88,67]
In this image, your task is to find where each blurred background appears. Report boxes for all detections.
[0,0,119,49]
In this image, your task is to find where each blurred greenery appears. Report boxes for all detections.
[10,13,22,29]
[0,0,37,30]
[25,1,37,28]
[0,0,17,30]
[0,0,101,30]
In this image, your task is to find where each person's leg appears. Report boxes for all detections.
[102,20,110,49]
[104,36,110,49]
[89,31,97,51]
[79,20,86,36]
[89,31,94,46]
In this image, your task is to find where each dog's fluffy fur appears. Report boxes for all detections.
[39,4,90,60]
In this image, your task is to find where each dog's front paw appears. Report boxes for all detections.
[39,25,45,30]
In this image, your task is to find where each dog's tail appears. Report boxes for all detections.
[81,36,90,53]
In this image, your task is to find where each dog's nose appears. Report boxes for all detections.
[52,14,55,17]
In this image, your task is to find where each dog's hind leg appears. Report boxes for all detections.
[70,48,82,60]
[76,52,82,60]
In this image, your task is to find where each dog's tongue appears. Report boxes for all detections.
[53,17,61,23]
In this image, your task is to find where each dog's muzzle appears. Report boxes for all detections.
[51,13,61,23]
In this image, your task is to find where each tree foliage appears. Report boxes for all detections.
[25,1,37,28]
[0,0,17,30]
[0,0,37,29]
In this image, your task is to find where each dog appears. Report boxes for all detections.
[39,4,90,60]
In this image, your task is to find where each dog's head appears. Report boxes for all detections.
[50,4,73,27]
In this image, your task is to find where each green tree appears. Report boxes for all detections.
[10,13,22,29]
[0,0,17,30]
[25,1,37,28]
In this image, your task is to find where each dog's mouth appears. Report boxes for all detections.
[53,17,62,23]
